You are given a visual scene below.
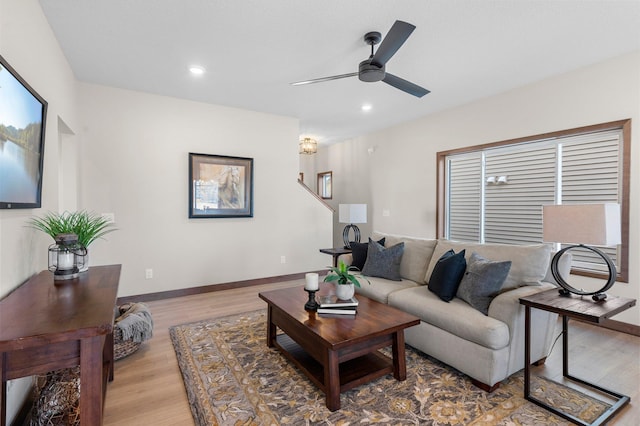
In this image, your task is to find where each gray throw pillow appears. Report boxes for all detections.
[362,239,405,281]
[456,252,511,315]
[350,237,385,271]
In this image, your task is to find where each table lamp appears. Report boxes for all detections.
[339,204,367,249]
[543,203,621,301]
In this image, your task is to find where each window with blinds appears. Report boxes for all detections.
[442,124,626,280]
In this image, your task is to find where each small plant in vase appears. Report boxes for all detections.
[27,210,116,271]
[324,260,370,300]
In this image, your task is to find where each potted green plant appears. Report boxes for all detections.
[323,260,370,300]
[27,210,116,271]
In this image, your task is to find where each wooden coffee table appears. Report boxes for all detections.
[259,285,420,411]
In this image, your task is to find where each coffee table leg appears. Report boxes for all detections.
[266,306,276,347]
[392,331,407,381]
[324,350,341,411]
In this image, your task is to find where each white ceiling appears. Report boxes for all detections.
[39,0,640,145]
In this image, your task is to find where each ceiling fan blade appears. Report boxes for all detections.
[371,20,415,67]
[382,73,430,98]
[291,72,358,86]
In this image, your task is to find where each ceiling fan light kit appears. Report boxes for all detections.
[292,20,429,98]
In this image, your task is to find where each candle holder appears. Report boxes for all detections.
[304,289,319,311]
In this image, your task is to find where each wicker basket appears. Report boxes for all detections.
[113,323,142,361]
[31,367,80,426]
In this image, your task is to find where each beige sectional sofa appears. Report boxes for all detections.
[344,231,569,391]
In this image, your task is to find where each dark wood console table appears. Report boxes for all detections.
[520,289,636,426]
[0,265,121,426]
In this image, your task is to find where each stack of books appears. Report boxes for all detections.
[316,295,358,315]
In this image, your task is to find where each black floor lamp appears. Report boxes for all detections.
[543,203,621,301]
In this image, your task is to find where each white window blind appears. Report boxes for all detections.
[485,144,556,245]
[561,132,620,203]
[560,131,620,272]
[444,128,622,274]
[447,154,481,242]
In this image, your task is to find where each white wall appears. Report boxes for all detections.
[78,83,332,297]
[298,152,315,188]
[0,0,80,422]
[324,51,640,325]
[0,0,79,295]
[311,140,374,248]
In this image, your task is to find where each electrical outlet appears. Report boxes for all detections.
[382,209,390,217]
[102,213,115,224]
[280,256,286,264]
[145,268,153,279]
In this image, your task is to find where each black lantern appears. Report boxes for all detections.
[48,233,87,281]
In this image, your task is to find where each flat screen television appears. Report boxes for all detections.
[0,54,47,209]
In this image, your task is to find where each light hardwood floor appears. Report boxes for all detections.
[104,279,640,425]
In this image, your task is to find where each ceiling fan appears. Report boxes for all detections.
[291,20,430,98]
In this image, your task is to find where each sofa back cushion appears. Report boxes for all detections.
[373,232,437,283]
[425,240,552,290]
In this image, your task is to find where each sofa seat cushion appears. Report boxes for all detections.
[388,286,510,350]
[425,240,552,291]
[373,232,437,284]
[354,276,420,304]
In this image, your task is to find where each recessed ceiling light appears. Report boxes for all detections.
[361,104,372,112]
[189,66,205,75]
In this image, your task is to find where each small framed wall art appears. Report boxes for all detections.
[188,153,254,218]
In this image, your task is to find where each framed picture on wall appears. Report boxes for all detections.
[188,153,254,218]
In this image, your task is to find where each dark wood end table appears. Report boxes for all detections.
[319,247,352,267]
[0,265,121,426]
[259,285,419,411]
[520,289,636,426]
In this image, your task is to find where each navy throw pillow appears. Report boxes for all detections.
[428,249,467,302]
[350,237,385,271]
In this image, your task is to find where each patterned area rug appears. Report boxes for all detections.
[169,310,610,425]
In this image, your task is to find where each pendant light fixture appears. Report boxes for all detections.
[299,137,318,154]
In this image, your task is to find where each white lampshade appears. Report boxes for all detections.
[543,203,621,246]
[339,204,367,224]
